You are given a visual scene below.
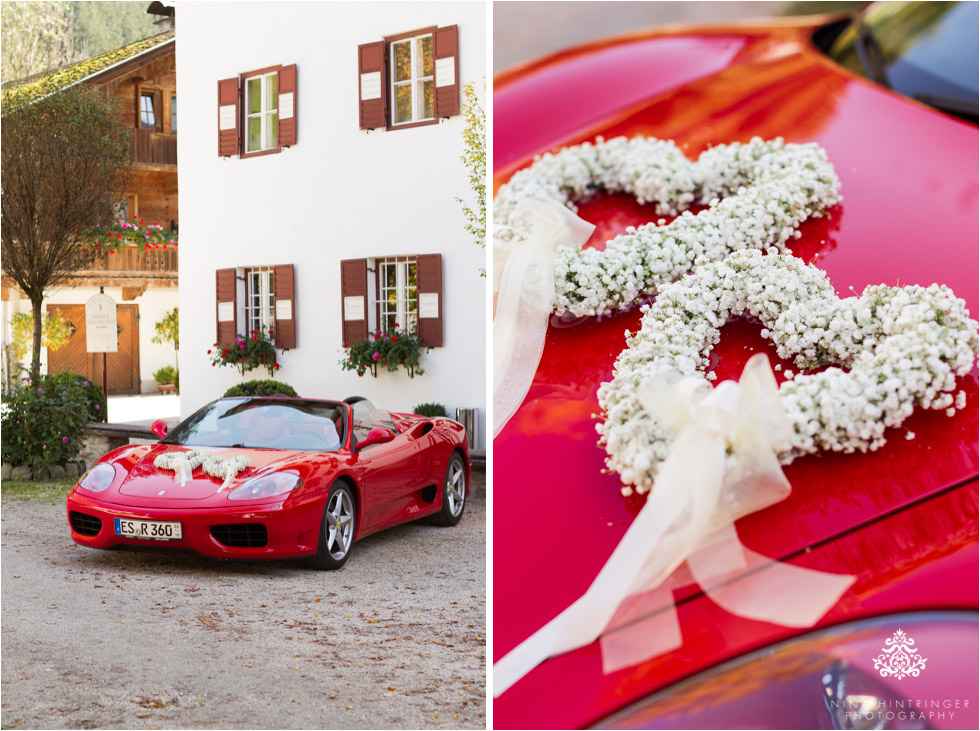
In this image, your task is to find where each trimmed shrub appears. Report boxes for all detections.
[224,380,298,398]
[45,372,107,423]
[1,374,91,474]
[413,402,448,417]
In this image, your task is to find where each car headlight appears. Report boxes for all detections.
[227,471,303,501]
[594,612,977,730]
[78,463,116,493]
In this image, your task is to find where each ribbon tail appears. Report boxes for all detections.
[492,245,550,438]
[492,199,594,438]
[493,427,726,696]
[690,521,854,627]
[177,463,189,487]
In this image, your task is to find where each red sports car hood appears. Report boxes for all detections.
[101,443,327,508]
[493,14,979,729]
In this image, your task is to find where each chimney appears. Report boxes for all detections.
[146,1,175,31]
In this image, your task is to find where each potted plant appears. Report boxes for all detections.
[339,326,426,378]
[153,365,178,394]
[208,328,280,377]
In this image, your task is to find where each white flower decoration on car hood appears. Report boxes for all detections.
[598,249,979,494]
[494,135,842,317]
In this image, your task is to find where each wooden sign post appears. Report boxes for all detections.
[85,288,118,399]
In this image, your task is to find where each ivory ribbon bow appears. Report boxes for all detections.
[492,198,596,437]
[493,354,855,697]
[154,450,207,487]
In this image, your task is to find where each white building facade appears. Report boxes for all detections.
[176,1,486,448]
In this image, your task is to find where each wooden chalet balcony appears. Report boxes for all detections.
[103,245,177,273]
[72,245,178,288]
[131,127,177,166]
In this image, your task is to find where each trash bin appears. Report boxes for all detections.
[455,407,478,450]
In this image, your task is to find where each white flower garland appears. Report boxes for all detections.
[494,136,842,317]
[203,454,251,492]
[154,450,209,486]
[597,250,979,495]
[154,450,251,492]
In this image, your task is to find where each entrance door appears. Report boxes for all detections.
[46,304,140,395]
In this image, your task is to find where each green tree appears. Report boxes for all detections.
[66,1,158,59]
[1,85,132,382]
[152,307,179,368]
[457,80,486,276]
[0,1,79,81]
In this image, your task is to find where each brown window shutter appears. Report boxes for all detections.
[416,254,443,347]
[278,64,297,147]
[433,25,459,119]
[340,259,368,344]
[217,78,240,156]
[215,268,237,346]
[357,41,387,130]
[273,264,296,349]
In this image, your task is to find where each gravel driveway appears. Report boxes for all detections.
[0,478,485,730]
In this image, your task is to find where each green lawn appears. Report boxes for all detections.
[1,477,76,504]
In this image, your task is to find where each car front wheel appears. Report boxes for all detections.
[305,481,356,570]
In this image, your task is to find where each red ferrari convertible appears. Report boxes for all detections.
[66,396,470,570]
[494,2,978,728]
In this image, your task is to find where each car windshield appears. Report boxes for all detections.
[162,398,347,451]
[825,1,978,122]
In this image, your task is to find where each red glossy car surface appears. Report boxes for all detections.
[493,14,978,729]
[66,398,470,560]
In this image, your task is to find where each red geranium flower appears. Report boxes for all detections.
[273,363,281,370]
[392,336,399,342]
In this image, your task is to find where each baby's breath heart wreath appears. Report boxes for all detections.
[598,250,979,495]
[494,136,842,317]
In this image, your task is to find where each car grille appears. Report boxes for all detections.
[69,511,102,537]
[211,523,268,548]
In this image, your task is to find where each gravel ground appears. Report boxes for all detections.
[0,475,486,730]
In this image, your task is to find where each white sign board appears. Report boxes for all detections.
[218,105,237,131]
[419,293,439,319]
[344,296,365,321]
[279,92,294,120]
[85,293,118,353]
[436,57,456,88]
[217,301,235,322]
[275,299,293,321]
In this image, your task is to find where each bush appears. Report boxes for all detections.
[45,372,106,423]
[413,402,448,417]
[1,374,91,473]
[224,380,298,398]
[153,365,177,385]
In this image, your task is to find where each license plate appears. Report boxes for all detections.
[114,518,182,541]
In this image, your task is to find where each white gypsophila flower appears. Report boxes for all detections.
[597,250,979,495]
[494,136,842,317]
[202,454,251,486]
[154,449,209,477]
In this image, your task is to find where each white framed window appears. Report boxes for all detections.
[377,257,418,333]
[244,72,278,153]
[140,92,156,128]
[390,33,434,126]
[245,267,275,333]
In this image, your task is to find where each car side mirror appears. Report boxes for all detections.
[150,420,169,439]
[356,427,394,451]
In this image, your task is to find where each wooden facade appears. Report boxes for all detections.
[67,36,179,289]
